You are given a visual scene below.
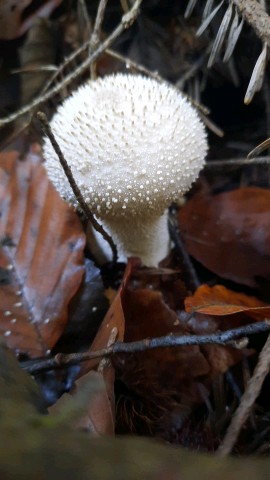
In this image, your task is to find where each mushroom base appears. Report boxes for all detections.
[88,211,171,267]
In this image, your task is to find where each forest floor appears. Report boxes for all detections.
[1,0,270,476]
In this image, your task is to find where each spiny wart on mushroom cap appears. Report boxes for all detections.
[43,73,208,265]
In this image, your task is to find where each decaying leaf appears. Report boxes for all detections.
[0,0,31,40]
[49,370,114,435]
[83,259,256,437]
[185,284,266,317]
[178,187,270,287]
[184,284,269,377]
[0,0,62,40]
[19,18,55,106]
[0,151,85,357]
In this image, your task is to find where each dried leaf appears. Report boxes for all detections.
[208,2,233,68]
[178,187,270,287]
[19,18,55,106]
[49,370,114,435]
[185,284,266,317]
[185,284,266,376]
[0,151,85,357]
[0,0,62,40]
[75,260,137,433]
[19,0,63,37]
[0,0,31,40]
[223,10,244,62]
[196,1,224,37]
[85,261,255,435]
[244,42,268,105]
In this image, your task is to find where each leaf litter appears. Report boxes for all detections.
[1,0,270,460]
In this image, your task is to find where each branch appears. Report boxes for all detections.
[21,319,270,375]
[89,0,108,79]
[206,155,270,167]
[232,0,270,47]
[37,111,118,264]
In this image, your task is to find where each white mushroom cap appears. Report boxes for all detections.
[43,73,208,265]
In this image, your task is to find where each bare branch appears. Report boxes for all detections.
[22,319,270,375]
[206,155,270,167]
[232,0,270,47]
[89,0,109,79]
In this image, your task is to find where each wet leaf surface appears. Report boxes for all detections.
[0,151,85,357]
[178,187,270,287]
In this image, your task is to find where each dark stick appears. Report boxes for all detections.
[21,319,270,375]
[37,111,118,264]
[206,156,270,167]
[168,206,200,290]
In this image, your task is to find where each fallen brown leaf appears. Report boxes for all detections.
[185,284,269,376]
[0,151,85,357]
[178,187,270,287]
[0,0,62,39]
[185,284,266,316]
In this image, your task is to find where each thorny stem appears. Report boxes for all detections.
[37,111,118,264]
[0,0,143,127]
[218,333,270,456]
[21,319,270,375]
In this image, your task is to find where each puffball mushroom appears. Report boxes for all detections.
[43,73,208,266]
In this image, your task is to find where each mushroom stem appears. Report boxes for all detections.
[89,212,170,266]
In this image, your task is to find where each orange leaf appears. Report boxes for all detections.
[0,151,85,357]
[185,284,268,317]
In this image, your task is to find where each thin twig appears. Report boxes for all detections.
[21,319,270,375]
[206,155,270,167]
[89,0,108,79]
[37,111,118,264]
[218,333,270,456]
[0,0,143,127]
[168,206,200,291]
[232,0,270,47]
[106,48,210,115]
